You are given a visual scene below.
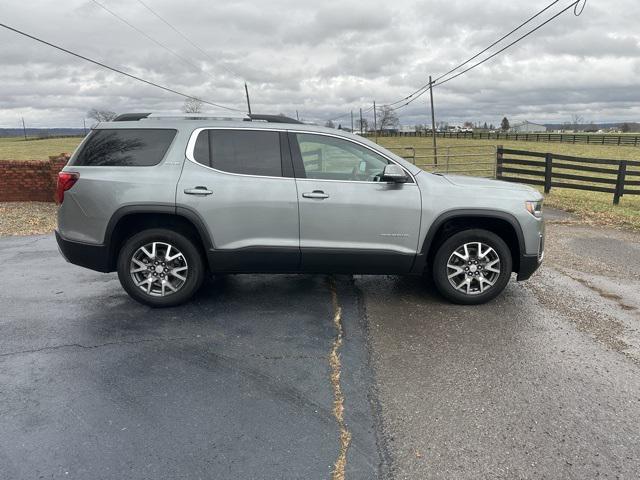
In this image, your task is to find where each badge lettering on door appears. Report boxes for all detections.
[379,233,409,237]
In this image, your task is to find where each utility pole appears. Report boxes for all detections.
[359,108,363,135]
[83,118,87,136]
[21,117,27,141]
[296,110,299,121]
[429,75,438,166]
[350,111,353,133]
[373,101,377,143]
[244,82,252,115]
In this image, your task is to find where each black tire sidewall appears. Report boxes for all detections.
[432,229,513,305]
[117,229,204,307]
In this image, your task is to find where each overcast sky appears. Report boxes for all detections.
[1,0,638,128]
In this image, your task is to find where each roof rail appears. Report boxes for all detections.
[110,112,303,124]
[248,114,302,124]
[112,113,151,121]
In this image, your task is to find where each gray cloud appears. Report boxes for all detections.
[0,0,638,128]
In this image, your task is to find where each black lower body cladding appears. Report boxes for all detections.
[55,230,111,272]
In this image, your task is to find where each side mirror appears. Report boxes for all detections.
[381,164,409,183]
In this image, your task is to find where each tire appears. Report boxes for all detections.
[432,229,512,305]
[117,228,205,307]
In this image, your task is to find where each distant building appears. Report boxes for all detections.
[510,121,547,133]
[400,125,416,133]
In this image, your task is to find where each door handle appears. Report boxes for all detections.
[184,186,213,196]
[302,190,330,199]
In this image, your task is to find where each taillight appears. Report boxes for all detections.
[56,172,79,204]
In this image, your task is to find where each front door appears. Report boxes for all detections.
[177,128,300,272]
[290,132,422,274]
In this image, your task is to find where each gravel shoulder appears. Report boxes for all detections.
[0,202,57,236]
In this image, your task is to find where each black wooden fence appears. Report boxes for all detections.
[366,131,640,146]
[496,147,640,205]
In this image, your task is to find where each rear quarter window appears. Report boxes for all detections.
[191,129,282,177]
[71,129,177,166]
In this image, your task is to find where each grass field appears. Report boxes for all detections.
[0,136,83,160]
[375,136,640,230]
[0,134,638,230]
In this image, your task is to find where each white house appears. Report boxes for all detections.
[510,121,547,133]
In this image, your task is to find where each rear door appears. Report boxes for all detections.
[177,128,300,272]
[290,132,422,274]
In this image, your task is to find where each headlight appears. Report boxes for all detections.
[525,200,543,218]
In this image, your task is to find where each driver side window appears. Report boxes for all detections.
[296,133,390,182]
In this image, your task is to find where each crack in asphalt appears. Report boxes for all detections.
[0,337,191,358]
[0,337,332,363]
[562,270,638,312]
[328,276,352,480]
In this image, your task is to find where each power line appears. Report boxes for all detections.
[90,0,203,74]
[390,0,587,112]
[135,0,244,81]
[0,22,244,112]
[329,0,587,120]
[386,0,563,108]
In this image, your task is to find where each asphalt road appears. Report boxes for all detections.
[1,209,639,479]
[361,209,640,479]
[0,236,380,479]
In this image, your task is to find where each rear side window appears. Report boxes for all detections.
[72,129,176,166]
[192,129,282,177]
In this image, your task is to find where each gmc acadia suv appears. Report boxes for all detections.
[55,113,544,307]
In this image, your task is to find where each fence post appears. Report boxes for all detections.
[544,153,553,194]
[613,161,627,205]
[496,145,503,179]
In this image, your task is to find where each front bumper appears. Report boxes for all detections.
[517,254,542,281]
[55,230,111,273]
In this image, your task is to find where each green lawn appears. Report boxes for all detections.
[374,136,640,230]
[0,136,83,161]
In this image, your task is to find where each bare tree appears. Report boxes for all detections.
[501,117,510,132]
[570,114,584,131]
[325,120,336,129]
[87,109,117,123]
[376,105,400,132]
[183,98,203,113]
[356,118,368,133]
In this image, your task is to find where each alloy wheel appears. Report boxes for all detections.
[446,242,501,295]
[129,242,189,297]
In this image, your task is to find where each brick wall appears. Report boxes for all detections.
[0,154,70,202]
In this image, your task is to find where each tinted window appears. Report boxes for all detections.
[72,129,176,166]
[192,129,282,177]
[193,130,210,166]
[296,133,389,182]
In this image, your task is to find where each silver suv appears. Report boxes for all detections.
[55,113,544,307]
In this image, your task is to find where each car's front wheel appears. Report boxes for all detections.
[117,228,205,307]
[432,229,512,305]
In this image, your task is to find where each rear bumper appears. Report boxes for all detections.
[55,230,111,273]
[517,254,542,281]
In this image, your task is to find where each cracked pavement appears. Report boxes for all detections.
[0,235,379,480]
[2,208,640,479]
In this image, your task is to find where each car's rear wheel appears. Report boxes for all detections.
[117,228,204,307]
[432,229,512,305]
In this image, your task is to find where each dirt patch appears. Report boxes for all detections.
[0,202,57,236]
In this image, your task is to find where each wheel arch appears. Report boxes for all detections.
[104,205,213,271]
[420,209,525,274]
